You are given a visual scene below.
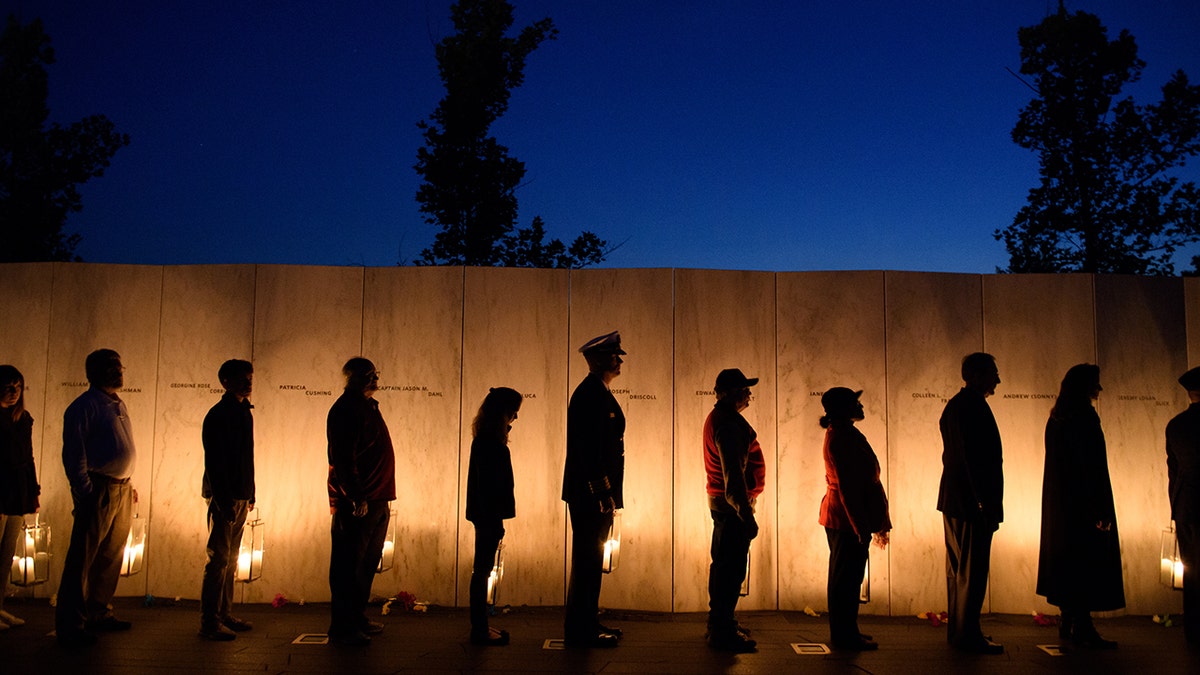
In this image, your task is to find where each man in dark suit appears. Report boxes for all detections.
[1167,366,1200,649]
[562,331,626,648]
[937,352,1004,655]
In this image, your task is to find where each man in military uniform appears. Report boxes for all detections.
[1167,366,1200,649]
[562,331,626,648]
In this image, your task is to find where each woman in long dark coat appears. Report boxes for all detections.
[465,387,522,646]
[1,365,41,630]
[817,387,891,651]
[1037,363,1124,649]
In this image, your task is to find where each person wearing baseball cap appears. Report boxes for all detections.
[702,368,765,653]
[1167,366,1200,649]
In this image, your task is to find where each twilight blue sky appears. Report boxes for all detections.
[11,0,1200,272]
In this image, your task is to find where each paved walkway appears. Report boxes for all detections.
[2,596,1197,673]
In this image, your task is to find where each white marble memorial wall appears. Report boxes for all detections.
[248,265,364,603]
[673,269,777,612]
[776,271,889,613]
[884,271,983,616]
[568,268,675,612]
[148,265,257,599]
[1187,277,1200,368]
[40,263,164,598]
[1095,275,1188,615]
[982,273,1095,614]
[363,266,463,605]
[459,267,569,607]
[0,263,54,597]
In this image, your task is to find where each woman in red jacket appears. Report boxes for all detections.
[818,387,890,651]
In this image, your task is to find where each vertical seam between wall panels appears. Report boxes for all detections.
[359,267,366,354]
[773,272,780,611]
[39,264,58,600]
[145,265,166,597]
[882,272,892,616]
[977,274,987,614]
[455,266,466,607]
[670,269,677,614]
[250,265,258,355]
[565,269,573,607]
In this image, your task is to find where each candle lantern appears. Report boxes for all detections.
[859,555,871,603]
[601,510,622,574]
[236,509,265,583]
[9,514,51,587]
[486,539,505,605]
[119,512,146,577]
[740,547,751,597]
[1162,524,1184,590]
[376,506,398,574]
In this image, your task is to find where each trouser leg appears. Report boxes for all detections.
[0,514,23,612]
[201,499,247,625]
[826,527,868,643]
[1179,524,1200,646]
[564,504,609,638]
[707,510,751,634]
[944,514,992,645]
[469,520,504,635]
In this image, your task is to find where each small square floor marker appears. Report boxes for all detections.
[792,642,831,655]
[1037,644,1063,656]
[293,633,330,645]
[543,638,566,650]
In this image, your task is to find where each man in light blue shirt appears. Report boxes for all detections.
[56,349,136,647]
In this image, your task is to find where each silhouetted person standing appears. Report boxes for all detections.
[199,359,256,641]
[326,358,396,646]
[818,387,890,652]
[56,349,136,647]
[1037,363,1123,649]
[466,387,522,646]
[0,365,40,631]
[703,368,764,654]
[562,331,626,648]
[1167,366,1200,650]
[937,352,1003,654]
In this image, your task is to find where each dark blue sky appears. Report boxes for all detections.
[14,1,1200,272]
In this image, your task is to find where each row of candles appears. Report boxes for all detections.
[10,508,401,587]
[18,512,1174,598]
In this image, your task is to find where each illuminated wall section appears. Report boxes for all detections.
[0,263,53,598]
[39,263,164,598]
[148,265,257,598]
[248,265,364,603]
[673,269,777,612]
[884,271,983,616]
[460,267,569,606]
[1188,277,1200,368]
[363,266,463,605]
[568,268,675,612]
[1095,275,1188,615]
[982,273,1095,614]
[776,271,889,613]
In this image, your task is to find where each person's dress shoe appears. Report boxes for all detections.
[833,636,879,651]
[87,615,132,631]
[954,637,1004,654]
[329,629,372,646]
[199,625,236,641]
[1071,629,1117,649]
[360,620,384,635]
[708,631,757,653]
[470,628,510,646]
[565,632,619,648]
[221,615,253,632]
[0,610,26,626]
[597,622,623,639]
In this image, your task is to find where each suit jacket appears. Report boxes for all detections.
[562,373,625,507]
[1167,403,1200,524]
[818,423,890,539]
[937,387,1003,524]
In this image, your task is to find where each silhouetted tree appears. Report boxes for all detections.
[996,3,1200,275]
[0,15,129,262]
[414,0,608,268]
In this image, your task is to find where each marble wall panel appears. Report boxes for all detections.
[1188,277,1200,368]
[0,263,54,597]
[884,271,982,616]
[40,263,164,598]
[148,265,256,599]
[982,274,1095,614]
[673,270,777,612]
[247,265,364,603]
[363,266,463,605]
[568,268,675,612]
[460,267,569,606]
[1095,275,1188,615]
[776,271,889,613]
